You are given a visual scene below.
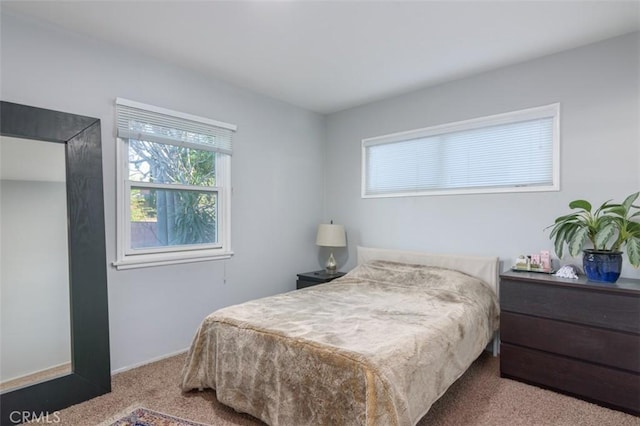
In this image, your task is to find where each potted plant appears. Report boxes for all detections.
[548,191,640,283]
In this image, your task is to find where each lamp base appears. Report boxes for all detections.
[325,252,337,274]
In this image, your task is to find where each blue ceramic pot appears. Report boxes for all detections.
[583,249,622,283]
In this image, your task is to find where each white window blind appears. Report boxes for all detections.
[362,103,559,197]
[116,98,236,155]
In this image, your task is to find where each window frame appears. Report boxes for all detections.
[113,99,235,270]
[361,103,560,198]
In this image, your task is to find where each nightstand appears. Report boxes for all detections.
[499,270,640,415]
[296,270,346,289]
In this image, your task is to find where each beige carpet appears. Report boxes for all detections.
[35,352,638,426]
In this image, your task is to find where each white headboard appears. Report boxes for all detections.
[357,246,499,296]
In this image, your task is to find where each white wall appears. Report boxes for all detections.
[325,32,640,279]
[0,12,326,371]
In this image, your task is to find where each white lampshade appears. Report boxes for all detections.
[316,223,346,247]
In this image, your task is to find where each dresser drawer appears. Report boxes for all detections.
[296,279,321,289]
[500,279,640,334]
[501,343,640,414]
[296,271,345,290]
[501,312,640,372]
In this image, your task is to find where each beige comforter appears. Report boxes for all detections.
[181,260,499,426]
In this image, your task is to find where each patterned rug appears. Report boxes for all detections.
[107,407,210,426]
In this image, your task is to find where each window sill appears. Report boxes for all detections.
[112,250,234,270]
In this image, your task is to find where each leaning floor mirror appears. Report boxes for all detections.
[0,101,110,424]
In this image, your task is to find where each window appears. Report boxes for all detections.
[114,98,236,269]
[362,103,560,198]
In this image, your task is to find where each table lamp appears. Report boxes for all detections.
[316,222,346,274]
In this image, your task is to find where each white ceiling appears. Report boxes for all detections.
[2,1,639,114]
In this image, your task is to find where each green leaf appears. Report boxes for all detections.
[622,192,639,211]
[606,205,626,218]
[554,235,565,259]
[628,221,640,235]
[550,221,577,258]
[553,213,579,224]
[569,200,591,212]
[594,223,615,250]
[548,222,564,239]
[626,237,640,268]
[568,227,588,257]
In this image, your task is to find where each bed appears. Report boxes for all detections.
[181,246,500,425]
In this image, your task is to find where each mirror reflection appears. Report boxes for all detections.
[0,136,71,392]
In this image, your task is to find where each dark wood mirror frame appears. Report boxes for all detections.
[0,101,110,425]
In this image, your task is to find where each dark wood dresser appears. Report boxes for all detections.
[500,270,640,414]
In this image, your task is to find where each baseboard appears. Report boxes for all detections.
[111,347,189,375]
